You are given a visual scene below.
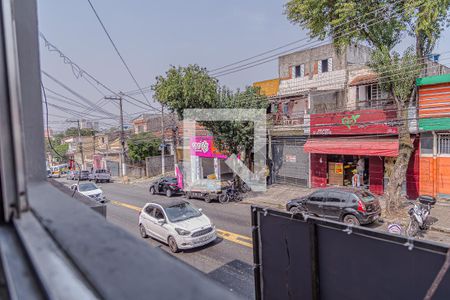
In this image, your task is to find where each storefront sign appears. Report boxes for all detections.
[334,163,343,174]
[310,109,398,135]
[190,136,227,159]
[285,154,297,163]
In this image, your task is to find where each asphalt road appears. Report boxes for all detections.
[57,178,255,299]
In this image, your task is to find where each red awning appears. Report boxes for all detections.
[304,137,399,157]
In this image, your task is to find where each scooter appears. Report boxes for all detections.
[406,195,436,237]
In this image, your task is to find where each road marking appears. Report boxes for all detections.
[110,199,253,248]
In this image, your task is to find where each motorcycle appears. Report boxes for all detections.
[406,195,436,237]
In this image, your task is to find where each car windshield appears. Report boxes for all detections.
[356,190,375,202]
[81,171,89,174]
[78,183,98,192]
[164,203,201,223]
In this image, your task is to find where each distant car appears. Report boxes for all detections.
[70,182,106,203]
[67,170,79,180]
[89,169,111,183]
[79,170,90,181]
[149,177,181,197]
[286,187,381,226]
[138,200,216,253]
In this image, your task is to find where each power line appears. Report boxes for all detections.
[86,0,152,107]
[209,0,407,73]
[39,32,159,113]
[211,0,425,77]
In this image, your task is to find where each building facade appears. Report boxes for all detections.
[258,43,372,187]
[417,74,450,199]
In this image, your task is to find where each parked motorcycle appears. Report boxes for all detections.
[406,195,436,237]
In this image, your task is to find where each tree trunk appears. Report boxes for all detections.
[385,103,414,215]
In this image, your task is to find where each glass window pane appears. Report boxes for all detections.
[421,132,433,155]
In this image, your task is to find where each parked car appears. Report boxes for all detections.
[89,169,111,183]
[138,200,216,253]
[286,187,381,226]
[67,170,79,180]
[149,177,181,197]
[70,182,106,203]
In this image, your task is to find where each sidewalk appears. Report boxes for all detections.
[241,184,450,235]
[241,184,314,209]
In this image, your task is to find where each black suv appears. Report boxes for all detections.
[286,187,381,225]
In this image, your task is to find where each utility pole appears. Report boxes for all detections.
[105,95,126,177]
[161,105,165,175]
[67,119,84,170]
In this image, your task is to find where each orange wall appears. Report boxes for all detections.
[420,156,450,197]
[253,79,280,97]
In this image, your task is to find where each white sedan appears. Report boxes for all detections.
[138,200,216,253]
[70,182,107,203]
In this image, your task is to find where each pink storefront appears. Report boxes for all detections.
[188,136,232,182]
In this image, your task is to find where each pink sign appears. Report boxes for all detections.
[190,136,228,159]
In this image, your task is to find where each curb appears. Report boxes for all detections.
[430,225,450,235]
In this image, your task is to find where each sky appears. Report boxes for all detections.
[37,1,450,132]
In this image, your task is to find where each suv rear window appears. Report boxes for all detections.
[355,190,375,203]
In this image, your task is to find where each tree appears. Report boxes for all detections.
[203,86,268,168]
[65,127,96,137]
[285,0,450,213]
[152,64,218,119]
[127,132,160,163]
[45,138,69,163]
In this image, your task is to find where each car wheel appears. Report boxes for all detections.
[166,189,173,197]
[107,179,110,183]
[150,187,156,195]
[168,236,179,253]
[139,224,148,238]
[289,206,304,214]
[204,194,212,203]
[343,215,360,226]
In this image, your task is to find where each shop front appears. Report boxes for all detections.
[188,136,233,184]
[305,137,399,195]
[307,109,419,198]
[417,74,450,199]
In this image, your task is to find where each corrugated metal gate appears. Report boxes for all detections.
[106,160,120,177]
[271,137,309,186]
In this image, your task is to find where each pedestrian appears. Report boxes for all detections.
[357,157,365,186]
[352,169,360,187]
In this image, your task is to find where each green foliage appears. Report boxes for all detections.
[370,46,421,107]
[45,138,69,162]
[127,132,160,163]
[285,0,450,104]
[201,86,268,158]
[152,64,218,119]
[65,127,96,137]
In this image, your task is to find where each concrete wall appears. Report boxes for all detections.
[278,43,347,79]
[346,44,372,65]
[146,155,174,178]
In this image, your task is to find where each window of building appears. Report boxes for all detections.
[293,64,305,78]
[271,103,278,113]
[367,84,382,100]
[438,134,450,155]
[421,132,434,155]
[282,103,289,114]
[318,58,332,74]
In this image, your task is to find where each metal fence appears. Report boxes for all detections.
[252,206,450,300]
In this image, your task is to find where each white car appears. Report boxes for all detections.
[138,200,216,253]
[70,182,107,203]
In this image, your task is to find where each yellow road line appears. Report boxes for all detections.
[110,199,253,248]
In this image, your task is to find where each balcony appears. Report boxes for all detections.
[269,113,309,135]
[278,70,347,96]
